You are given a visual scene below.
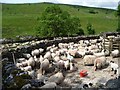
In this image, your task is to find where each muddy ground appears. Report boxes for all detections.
[60,56,119,88]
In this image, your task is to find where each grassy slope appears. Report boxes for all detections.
[2,3,118,39]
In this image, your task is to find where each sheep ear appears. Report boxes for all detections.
[110,61,112,63]
[110,61,114,63]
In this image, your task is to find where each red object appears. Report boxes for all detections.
[80,70,88,77]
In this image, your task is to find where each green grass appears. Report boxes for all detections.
[2,2,118,39]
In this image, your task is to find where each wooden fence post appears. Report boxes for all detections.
[118,41,120,78]
[109,38,113,55]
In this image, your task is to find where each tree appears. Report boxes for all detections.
[87,23,95,35]
[76,28,84,35]
[116,4,120,32]
[35,5,83,37]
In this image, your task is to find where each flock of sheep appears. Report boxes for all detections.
[15,37,120,88]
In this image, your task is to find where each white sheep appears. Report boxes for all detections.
[111,49,120,58]
[21,60,28,67]
[53,55,60,62]
[58,43,63,49]
[94,56,107,71]
[69,62,77,72]
[49,71,65,84]
[27,57,35,67]
[90,39,97,44]
[17,58,26,63]
[31,49,40,56]
[56,60,65,70]
[64,60,70,70]
[83,55,96,66]
[39,55,44,63]
[16,62,22,68]
[50,47,58,53]
[39,48,44,53]
[109,61,119,74]
[66,52,74,62]
[55,51,60,56]
[77,50,85,57]
[22,66,32,71]
[88,44,98,50]
[68,49,77,57]
[51,53,56,58]
[40,59,50,75]
[33,56,39,62]
[23,54,31,59]
[27,70,36,78]
[44,51,52,60]
[46,46,52,51]
[93,51,105,57]
[36,69,43,79]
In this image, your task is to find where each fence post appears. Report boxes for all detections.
[118,41,120,78]
[109,38,113,55]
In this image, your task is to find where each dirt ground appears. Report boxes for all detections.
[62,56,119,88]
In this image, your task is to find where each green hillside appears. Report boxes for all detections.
[2,2,118,39]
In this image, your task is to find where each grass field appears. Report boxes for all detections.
[2,2,118,39]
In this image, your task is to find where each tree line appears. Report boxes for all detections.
[36,5,118,37]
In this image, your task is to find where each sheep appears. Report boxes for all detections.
[69,62,78,72]
[17,58,26,63]
[39,48,44,53]
[27,70,36,78]
[83,55,96,66]
[23,54,31,59]
[55,51,60,56]
[21,60,28,67]
[109,61,119,74]
[53,55,60,62]
[31,49,40,56]
[66,52,74,62]
[40,59,50,75]
[107,36,115,39]
[33,56,40,69]
[77,51,85,57]
[103,49,110,56]
[22,66,32,71]
[68,49,78,57]
[36,69,43,80]
[90,39,97,44]
[27,57,35,67]
[74,51,82,58]
[83,40,90,46]
[84,48,93,55]
[39,55,44,63]
[55,60,65,70]
[49,71,65,84]
[58,43,63,49]
[88,44,98,50]
[60,54,67,61]
[93,51,105,57]
[51,53,56,58]
[33,56,38,62]
[50,47,58,53]
[16,62,22,68]
[46,46,52,51]
[111,49,120,58]
[44,51,52,60]
[94,56,107,71]
[64,60,70,70]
